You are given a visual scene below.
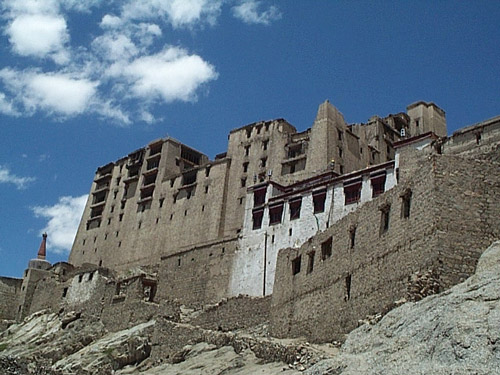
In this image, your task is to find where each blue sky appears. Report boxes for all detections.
[0,1,499,278]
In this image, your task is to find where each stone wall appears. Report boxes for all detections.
[0,277,21,321]
[269,149,500,343]
[156,238,238,308]
[190,295,271,332]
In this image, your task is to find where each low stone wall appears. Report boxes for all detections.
[190,295,271,331]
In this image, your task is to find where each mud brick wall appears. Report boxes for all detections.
[0,277,22,320]
[434,154,500,287]
[270,150,500,343]
[156,238,238,308]
[190,295,271,331]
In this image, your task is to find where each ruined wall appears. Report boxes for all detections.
[156,238,238,308]
[0,277,22,320]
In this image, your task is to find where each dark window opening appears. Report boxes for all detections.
[289,198,302,220]
[269,203,284,225]
[241,178,246,187]
[177,258,181,266]
[338,129,343,141]
[205,186,209,194]
[99,260,102,267]
[252,209,264,229]
[265,123,270,131]
[149,143,162,156]
[243,162,249,173]
[78,274,83,283]
[271,235,275,243]
[256,125,262,134]
[402,190,412,219]
[339,165,344,174]
[287,144,304,159]
[121,200,126,209]
[173,193,178,204]
[205,166,211,177]
[239,197,244,205]
[88,272,94,281]
[146,157,160,170]
[292,255,301,275]
[246,128,252,138]
[313,189,327,213]
[119,213,123,222]
[180,146,201,165]
[307,252,315,274]
[159,198,164,208]
[321,237,332,260]
[90,206,104,218]
[344,183,361,205]
[338,147,343,158]
[345,274,351,301]
[260,157,267,168]
[244,145,250,156]
[182,170,197,186]
[371,174,386,198]
[380,206,390,234]
[350,227,356,248]
[262,140,269,150]
[289,228,293,236]
[170,178,175,188]
[62,287,68,298]
[142,280,157,302]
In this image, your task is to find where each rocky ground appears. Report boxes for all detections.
[2,241,500,375]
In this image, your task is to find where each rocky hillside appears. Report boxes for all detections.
[2,241,500,375]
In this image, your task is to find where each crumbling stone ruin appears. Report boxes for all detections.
[1,99,499,354]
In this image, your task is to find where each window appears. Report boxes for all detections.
[262,140,269,150]
[205,186,209,194]
[321,237,332,260]
[371,173,386,198]
[269,203,284,225]
[289,198,302,220]
[313,189,327,213]
[345,274,351,301]
[349,227,356,248]
[205,166,211,177]
[344,182,361,205]
[146,158,159,170]
[338,129,343,141]
[260,157,267,168]
[338,147,343,159]
[62,288,68,298]
[252,209,263,229]
[246,128,251,138]
[401,190,412,218]
[380,205,390,234]
[159,198,164,208]
[182,171,197,186]
[307,252,315,274]
[119,214,123,222]
[244,145,250,156]
[243,162,249,173]
[241,178,247,187]
[292,255,301,275]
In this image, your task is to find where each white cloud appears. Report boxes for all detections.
[120,0,223,28]
[92,33,139,61]
[5,13,70,64]
[119,47,218,102]
[28,73,97,115]
[0,69,97,116]
[0,165,36,189]
[232,0,281,25]
[0,92,18,116]
[32,195,88,254]
[101,14,123,28]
